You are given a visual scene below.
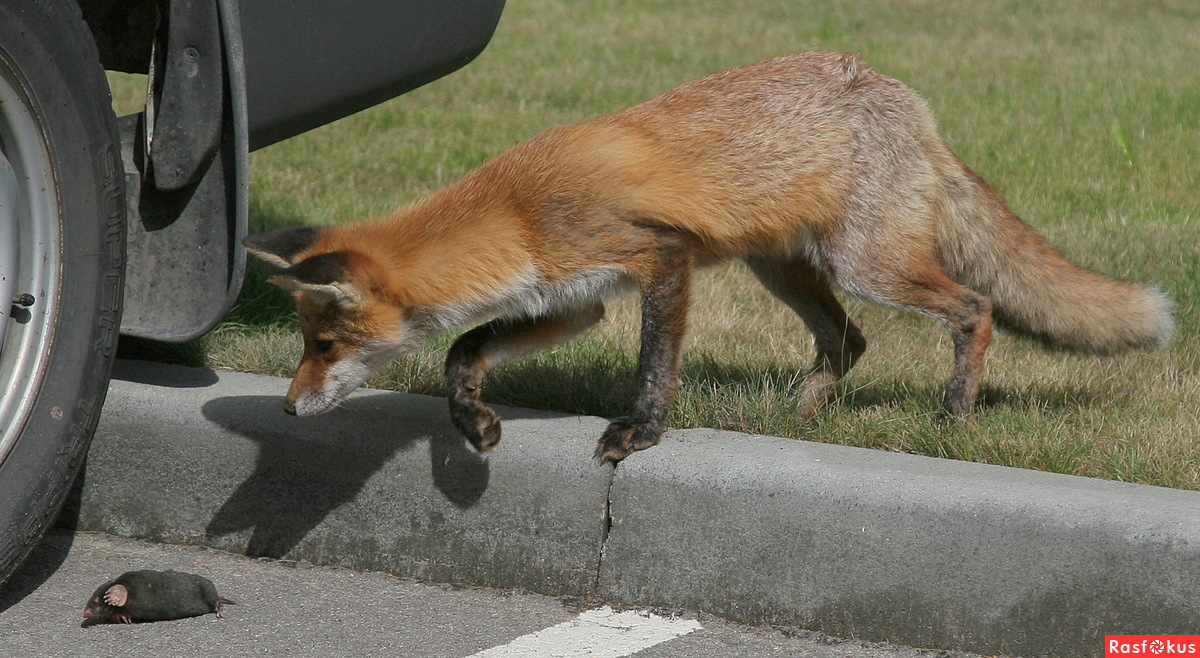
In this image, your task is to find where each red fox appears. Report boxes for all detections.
[245,51,1173,463]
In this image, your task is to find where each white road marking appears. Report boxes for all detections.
[468,606,703,657]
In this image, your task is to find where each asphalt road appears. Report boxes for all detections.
[0,530,980,658]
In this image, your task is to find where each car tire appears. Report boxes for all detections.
[0,0,125,588]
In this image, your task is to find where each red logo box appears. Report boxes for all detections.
[1107,636,1200,657]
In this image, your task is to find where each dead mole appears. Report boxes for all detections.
[82,570,233,626]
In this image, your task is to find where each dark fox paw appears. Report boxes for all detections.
[941,386,977,418]
[451,403,502,452]
[594,418,663,463]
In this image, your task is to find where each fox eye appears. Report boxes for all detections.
[314,339,334,355]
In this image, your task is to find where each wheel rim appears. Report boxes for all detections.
[0,50,63,465]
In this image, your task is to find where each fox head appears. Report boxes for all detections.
[243,228,425,416]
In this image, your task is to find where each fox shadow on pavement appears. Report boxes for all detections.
[199,394,489,560]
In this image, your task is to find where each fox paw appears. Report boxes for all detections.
[941,387,977,418]
[451,403,502,452]
[594,418,663,463]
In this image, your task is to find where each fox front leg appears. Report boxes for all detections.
[595,241,693,463]
[445,307,605,452]
[445,323,505,451]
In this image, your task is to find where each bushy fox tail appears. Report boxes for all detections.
[936,165,1173,353]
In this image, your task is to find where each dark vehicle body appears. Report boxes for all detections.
[86,0,505,341]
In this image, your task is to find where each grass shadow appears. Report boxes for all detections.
[473,350,1120,431]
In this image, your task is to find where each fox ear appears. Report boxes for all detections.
[268,251,363,307]
[243,227,325,267]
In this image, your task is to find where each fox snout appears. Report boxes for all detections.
[282,380,340,417]
[282,358,338,416]
[281,346,393,416]
[282,381,325,417]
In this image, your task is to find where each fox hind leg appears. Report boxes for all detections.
[923,283,993,416]
[446,304,605,451]
[746,256,867,421]
[827,244,993,417]
[887,276,992,416]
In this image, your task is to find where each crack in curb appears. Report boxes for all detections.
[592,462,617,595]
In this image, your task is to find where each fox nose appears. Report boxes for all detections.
[282,399,297,416]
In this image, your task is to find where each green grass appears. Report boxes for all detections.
[112,0,1200,489]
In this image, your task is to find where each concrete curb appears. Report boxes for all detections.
[72,360,1200,657]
